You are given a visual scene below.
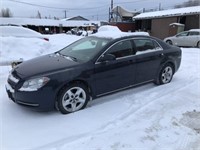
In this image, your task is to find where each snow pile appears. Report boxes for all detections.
[0,34,81,62]
[0,26,43,38]
[93,31,149,39]
[98,25,122,32]
[93,25,149,39]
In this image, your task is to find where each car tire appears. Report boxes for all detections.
[197,41,200,48]
[57,83,90,114]
[166,40,173,45]
[155,64,174,85]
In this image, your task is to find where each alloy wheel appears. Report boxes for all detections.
[62,87,86,112]
[161,66,173,84]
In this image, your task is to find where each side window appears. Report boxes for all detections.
[133,39,161,54]
[188,32,199,36]
[176,32,188,37]
[106,40,133,58]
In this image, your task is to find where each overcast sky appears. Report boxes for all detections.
[0,0,188,20]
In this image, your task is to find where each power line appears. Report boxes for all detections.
[114,0,153,5]
[7,0,109,10]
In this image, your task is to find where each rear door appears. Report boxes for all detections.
[132,38,164,84]
[187,31,200,47]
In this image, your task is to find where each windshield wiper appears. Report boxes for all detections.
[55,52,78,62]
[66,55,77,62]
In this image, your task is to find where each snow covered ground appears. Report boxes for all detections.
[0,34,200,150]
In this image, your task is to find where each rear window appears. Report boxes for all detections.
[133,39,162,55]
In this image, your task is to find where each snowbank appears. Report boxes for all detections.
[0,34,81,62]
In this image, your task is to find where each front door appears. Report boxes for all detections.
[94,39,136,96]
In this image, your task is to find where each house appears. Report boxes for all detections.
[133,6,200,39]
[61,16,89,21]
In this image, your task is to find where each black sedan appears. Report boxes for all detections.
[6,35,182,114]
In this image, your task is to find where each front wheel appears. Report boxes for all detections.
[155,64,174,85]
[57,83,89,114]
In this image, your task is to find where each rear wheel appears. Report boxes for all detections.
[57,83,89,114]
[166,40,173,45]
[155,64,174,85]
[197,41,200,48]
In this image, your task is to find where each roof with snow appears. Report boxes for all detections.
[61,16,89,21]
[133,6,200,20]
[0,17,100,27]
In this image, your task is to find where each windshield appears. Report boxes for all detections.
[59,37,111,62]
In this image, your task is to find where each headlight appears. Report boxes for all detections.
[19,77,50,91]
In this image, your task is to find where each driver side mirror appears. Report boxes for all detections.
[98,54,116,63]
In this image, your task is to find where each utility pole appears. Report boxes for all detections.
[110,0,113,22]
[109,7,110,22]
[64,10,67,18]
[159,3,161,11]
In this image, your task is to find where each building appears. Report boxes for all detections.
[0,16,101,34]
[110,6,139,32]
[133,6,200,39]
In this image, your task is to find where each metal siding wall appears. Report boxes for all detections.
[185,15,200,30]
[110,23,135,32]
[151,17,177,39]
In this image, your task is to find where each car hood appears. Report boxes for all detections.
[15,53,80,78]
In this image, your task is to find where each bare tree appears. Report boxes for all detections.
[175,0,200,8]
[0,8,13,17]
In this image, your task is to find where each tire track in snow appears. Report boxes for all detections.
[34,79,197,150]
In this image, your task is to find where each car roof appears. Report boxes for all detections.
[189,29,200,32]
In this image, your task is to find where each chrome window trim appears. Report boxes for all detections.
[95,37,163,65]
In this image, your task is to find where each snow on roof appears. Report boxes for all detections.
[189,29,200,32]
[92,25,149,39]
[169,23,185,26]
[98,25,122,32]
[0,17,100,27]
[133,6,200,20]
[92,31,149,39]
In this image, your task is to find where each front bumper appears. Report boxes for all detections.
[5,82,56,111]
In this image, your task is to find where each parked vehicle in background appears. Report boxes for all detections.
[6,34,181,114]
[164,29,200,48]
[0,25,49,41]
